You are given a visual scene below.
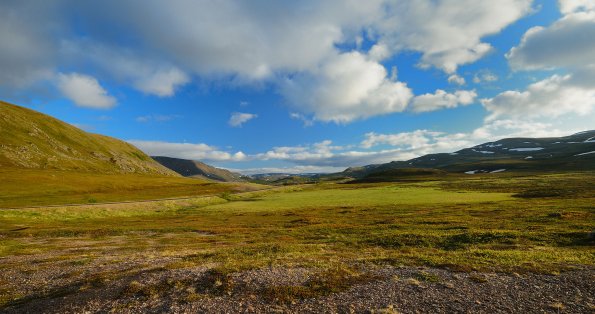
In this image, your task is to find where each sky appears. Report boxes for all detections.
[1,0,594,174]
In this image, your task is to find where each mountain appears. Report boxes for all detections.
[0,101,176,176]
[152,156,247,182]
[342,131,595,180]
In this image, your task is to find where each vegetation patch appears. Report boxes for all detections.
[261,266,378,303]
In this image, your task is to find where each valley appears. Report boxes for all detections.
[0,102,593,312]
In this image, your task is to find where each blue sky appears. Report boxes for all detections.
[1,0,594,174]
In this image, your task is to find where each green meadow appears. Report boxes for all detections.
[0,172,593,306]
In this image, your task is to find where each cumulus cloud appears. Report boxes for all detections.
[0,2,58,91]
[375,0,533,73]
[128,140,247,162]
[0,1,535,121]
[494,0,595,122]
[411,90,477,113]
[57,73,116,109]
[507,10,595,70]
[61,41,189,97]
[448,74,466,85]
[133,68,189,97]
[281,51,413,123]
[229,112,258,127]
[473,70,498,84]
[559,0,595,14]
[481,71,595,120]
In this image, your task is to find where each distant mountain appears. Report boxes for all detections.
[341,131,595,180]
[152,156,247,182]
[0,101,176,176]
[248,173,320,185]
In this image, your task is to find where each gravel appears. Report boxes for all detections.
[2,263,593,313]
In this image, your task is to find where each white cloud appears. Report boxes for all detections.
[130,115,591,171]
[136,114,180,123]
[448,74,466,85]
[289,113,315,127]
[231,166,346,175]
[57,73,116,109]
[229,112,258,127]
[61,41,189,97]
[473,70,498,84]
[496,0,595,122]
[281,51,413,123]
[507,10,595,70]
[375,0,533,73]
[559,0,595,14]
[361,130,442,149]
[133,67,189,97]
[128,140,246,162]
[0,2,57,90]
[0,1,535,121]
[482,71,595,120]
[411,89,477,113]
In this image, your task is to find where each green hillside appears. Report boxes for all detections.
[0,101,263,208]
[0,101,176,176]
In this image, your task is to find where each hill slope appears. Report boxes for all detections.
[153,156,246,182]
[342,131,595,180]
[0,101,176,176]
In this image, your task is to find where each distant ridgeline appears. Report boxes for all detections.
[0,101,176,176]
[152,156,247,182]
[338,131,595,181]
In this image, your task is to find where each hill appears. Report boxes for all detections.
[152,156,246,182]
[0,101,176,176]
[341,131,595,180]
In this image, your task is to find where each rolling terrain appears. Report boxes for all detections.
[341,131,595,181]
[1,172,593,312]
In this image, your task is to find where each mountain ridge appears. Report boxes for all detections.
[339,130,595,180]
[152,156,247,182]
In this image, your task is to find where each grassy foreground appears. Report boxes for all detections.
[0,172,594,306]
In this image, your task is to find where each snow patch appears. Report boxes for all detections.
[509,147,544,152]
[575,151,595,156]
[472,149,495,154]
[524,156,533,159]
[584,136,595,143]
[490,169,506,173]
[465,170,479,175]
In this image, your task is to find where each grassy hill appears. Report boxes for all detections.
[152,156,246,182]
[0,101,175,175]
[342,131,595,181]
[0,101,262,207]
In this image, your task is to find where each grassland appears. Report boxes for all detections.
[0,172,593,309]
[0,169,263,208]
